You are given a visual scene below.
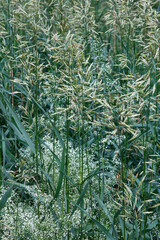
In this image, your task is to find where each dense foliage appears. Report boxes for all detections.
[0,0,160,239]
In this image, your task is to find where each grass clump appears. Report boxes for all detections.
[0,0,160,239]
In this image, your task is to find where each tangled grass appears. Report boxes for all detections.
[0,0,160,239]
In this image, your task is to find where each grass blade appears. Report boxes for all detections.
[93,191,118,239]
[0,97,36,154]
[70,198,115,240]
[54,146,66,198]
[0,185,13,211]
[70,181,89,217]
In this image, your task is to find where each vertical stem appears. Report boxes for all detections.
[86,123,94,238]
[78,118,82,238]
[66,96,70,240]
[139,116,145,239]
[2,130,5,189]
[7,0,14,108]
[34,1,40,218]
[0,129,2,194]
[15,201,19,238]
[34,1,39,182]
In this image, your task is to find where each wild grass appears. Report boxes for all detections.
[0,0,160,239]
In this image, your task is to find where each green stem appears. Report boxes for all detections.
[66,97,70,240]
[34,2,39,182]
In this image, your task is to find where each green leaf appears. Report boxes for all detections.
[148,121,154,136]
[93,191,113,223]
[40,140,78,191]
[54,146,66,198]
[147,220,158,230]
[105,71,114,82]
[2,129,5,182]
[93,191,118,239]
[92,218,115,240]
[70,199,115,240]
[14,83,65,148]
[119,216,128,239]
[0,98,36,154]
[113,206,123,223]
[38,166,55,193]
[70,181,89,216]
[82,167,99,184]
[0,185,13,211]
[40,139,60,165]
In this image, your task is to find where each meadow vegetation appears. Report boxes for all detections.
[0,0,160,239]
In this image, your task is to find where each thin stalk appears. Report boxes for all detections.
[153,52,159,197]
[81,114,85,240]
[86,124,94,239]
[78,81,85,239]
[15,201,19,238]
[120,147,125,240]
[34,3,39,182]
[81,118,84,191]
[144,84,151,240]
[97,126,101,240]
[122,77,129,240]
[7,0,14,108]
[34,1,40,218]
[66,96,70,240]
[139,115,145,239]
[40,139,44,194]
[0,132,2,194]
[78,117,82,238]
[52,131,55,195]
[2,130,5,189]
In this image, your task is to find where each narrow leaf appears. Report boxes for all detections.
[71,181,89,216]
[0,98,36,154]
[55,146,66,198]
[0,185,13,211]
[70,199,115,240]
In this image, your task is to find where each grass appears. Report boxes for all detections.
[0,0,160,239]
